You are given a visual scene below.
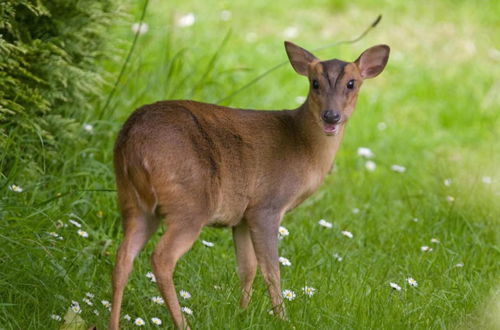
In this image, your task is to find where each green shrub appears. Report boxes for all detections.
[0,0,115,181]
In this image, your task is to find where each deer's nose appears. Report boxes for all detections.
[321,110,341,124]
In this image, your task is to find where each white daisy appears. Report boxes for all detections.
[83,123,93,132]
[201,240,214,247]
[124,314,132,321]
[377,122,387,130]
[278,226,289,239]
[421,246,433,252]
[101,300,111,308]
[391,164,406,173]
[131,22,149,35]
[279,257,291,266]
[333,253,343,262]
[85,292,94,299]
[407,277,418,287]
[357,147,374,158]
[77,230,89,238]
[48,232,62,240]
[430,238,440,244]
[69,219,82,228]
[181,307,193,315]
[83,297,93,306]
[302,286,316,297]
[444,179,452,186]
[446,196,455,203]
[352,208,360,214]
[177,13,195,27]
[50,314,62,321]
[455,263,464,268]
[219,10,232,21]
[93,309,99,316]
[482,176,492,184]
[318,219,332,228]
[134,317,145,326]
[151,317,162,326]
[283,26,299,39]
[70,301,81,314]
[151,296,164,304]
[295,96,306,104]
[389,282,401,291]
[341,230,353,239]
[365,160,376,171]
[8,184,23,192]
[146,272,157,282]
[413,218,419,222]
[282,289,296,301]
[179,290,191,299]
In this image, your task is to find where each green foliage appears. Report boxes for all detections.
[0,0,115,180]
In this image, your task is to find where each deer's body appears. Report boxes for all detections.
[115,100,341,227]
[110,41,389,330]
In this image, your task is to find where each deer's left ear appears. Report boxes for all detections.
[355,45,390,79]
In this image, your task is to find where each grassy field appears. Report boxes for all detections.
[1,0,500,328]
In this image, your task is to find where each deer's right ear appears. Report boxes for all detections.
[284,41,317,76]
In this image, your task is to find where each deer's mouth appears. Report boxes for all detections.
[323,123,339,136]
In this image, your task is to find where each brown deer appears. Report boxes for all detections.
[109,41,389,329]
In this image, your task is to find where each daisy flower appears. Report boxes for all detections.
[134,317,145,326]
[181,307,193,315]
[421,246,433,252]
[146,272,156,282]
[70,301,81,314]
[412,218,419,222]
[93,309,99,316]
[131,22,149,35]
[50,314,62,321]
[282,289,296,301]
[389,282,401,291]
[455,263,464,268]
[283,26,299,39]
[482,176,492,184]
[430,238,440,244]
[101,300,111,308]
[444,179,452,186]
[279,257,291,266]
[151,296,164,304]
[302,286,316,297]
[177,13,195,27]
[77,230,89,238]
[407,277,418,287]
[83,123,93,132]
[278,226,289,239]
[318,219,332,228]
[201,240,214,247]
[8,184,23,192]
[446,196,455,203]
[357,147,374,158]
[83,297,93,306]
[85,292,94,299]
[219,10,232,21]
[352,208,360,214]
[69,219,82,228]
[151,317,162,326]
[179,290,191,299]
[124,314,132,321]
[341,230,353,239]
[365,160,376,171]
[333,253,343,262]
[391,164,406,173]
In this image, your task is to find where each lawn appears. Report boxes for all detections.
[1,0,499,329]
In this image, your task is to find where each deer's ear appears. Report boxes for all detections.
[355,45,390,79]
[284,41,317,76]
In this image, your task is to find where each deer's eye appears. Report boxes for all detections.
[312,80,319,89]
[347,79,355,89]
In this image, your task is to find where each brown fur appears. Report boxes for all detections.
[109,41,389,329]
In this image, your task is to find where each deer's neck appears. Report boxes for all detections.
[292,101,346,174]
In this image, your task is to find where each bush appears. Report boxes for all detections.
[0,0,115,181]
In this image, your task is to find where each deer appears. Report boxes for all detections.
[109,40,389,329]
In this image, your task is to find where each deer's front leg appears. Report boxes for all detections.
[246,210,286,319]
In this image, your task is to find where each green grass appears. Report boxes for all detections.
[1,0,500,328]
